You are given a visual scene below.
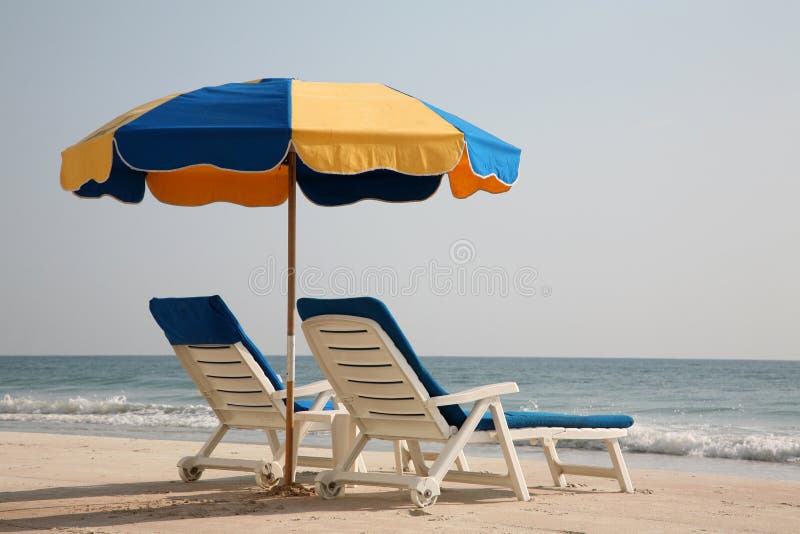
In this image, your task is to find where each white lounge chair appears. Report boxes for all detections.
[150,295,354,488]
[298,297,634,508]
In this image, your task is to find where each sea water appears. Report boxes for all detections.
[1,356,798,481]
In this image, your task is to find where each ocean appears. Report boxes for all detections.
[1,356,798,481]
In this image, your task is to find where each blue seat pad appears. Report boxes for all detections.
[298,296,634,431]
[295,399,336,412]
[474,410,633,431]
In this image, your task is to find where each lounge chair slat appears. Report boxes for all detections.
[320,347,395,365]
[205,375,263,391]
[316,331,377,345]
[205,375,253,379]
[368,411,426,417]
[336,362,392,368]
[347,378,403,384]
[339,365,400,381]
[358,395,415,401]
[355,398,429,415]
[347,381,419,398]
[214,389,273,406]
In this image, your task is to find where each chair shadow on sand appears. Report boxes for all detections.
[0,471,613,531]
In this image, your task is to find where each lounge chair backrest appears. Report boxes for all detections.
[172,342,287,428]
[298,297,470,429]
[302,314,452,441]
[150,296,286,429]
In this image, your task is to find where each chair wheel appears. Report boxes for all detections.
[410,477,439,508]
[315,480,343,499]
[179,466,203,482]
[255,461,282,489]
[410,489,438,508]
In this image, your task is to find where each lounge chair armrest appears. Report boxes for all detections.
[272,380,333,399]
[429,382,519,407]
[294,379,334,398]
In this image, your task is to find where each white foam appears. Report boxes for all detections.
[0,394,216,429]
[3,394,799,464]
[622,425,800,463]
[544,424,800,463]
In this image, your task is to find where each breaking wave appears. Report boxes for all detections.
[2,394,799,464]
[621,425,800,463]
[0,394,216,429]
[533,424,800,464]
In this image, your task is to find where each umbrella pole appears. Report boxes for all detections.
[285,150,297,485]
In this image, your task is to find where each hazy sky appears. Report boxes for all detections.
[1,1,798,359]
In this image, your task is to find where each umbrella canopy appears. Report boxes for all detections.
[60,77,521,486]
[61,78,520,206]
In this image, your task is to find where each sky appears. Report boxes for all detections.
[0,1,798,359]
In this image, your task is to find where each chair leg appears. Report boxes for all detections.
[541,437,567,488]
[348,419,367,474]
[400,440,412,472]
[356,455,367,473]
[393,440,405,475]
[427,398,491,483]
[455,450,470,471]
[272,441,287,471]
[406,440,428,475]
[332,413,351,472]
[265,429,281,457]
[489,400,530,502]
[341,433,370,472]
[605,439,634,493]
[393,439,417,473]
[197,424,228,457]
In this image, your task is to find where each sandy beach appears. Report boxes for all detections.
[1,432,797,533]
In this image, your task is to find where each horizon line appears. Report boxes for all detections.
[2,353,799,362]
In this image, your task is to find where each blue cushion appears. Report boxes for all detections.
[298,296,635,431]
[149,296,284,391]
[295,399,336,412]
[475,411,634,431]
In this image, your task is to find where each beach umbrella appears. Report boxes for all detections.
[60,78,521,485]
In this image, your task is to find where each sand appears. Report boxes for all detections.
[1,431,798,533]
